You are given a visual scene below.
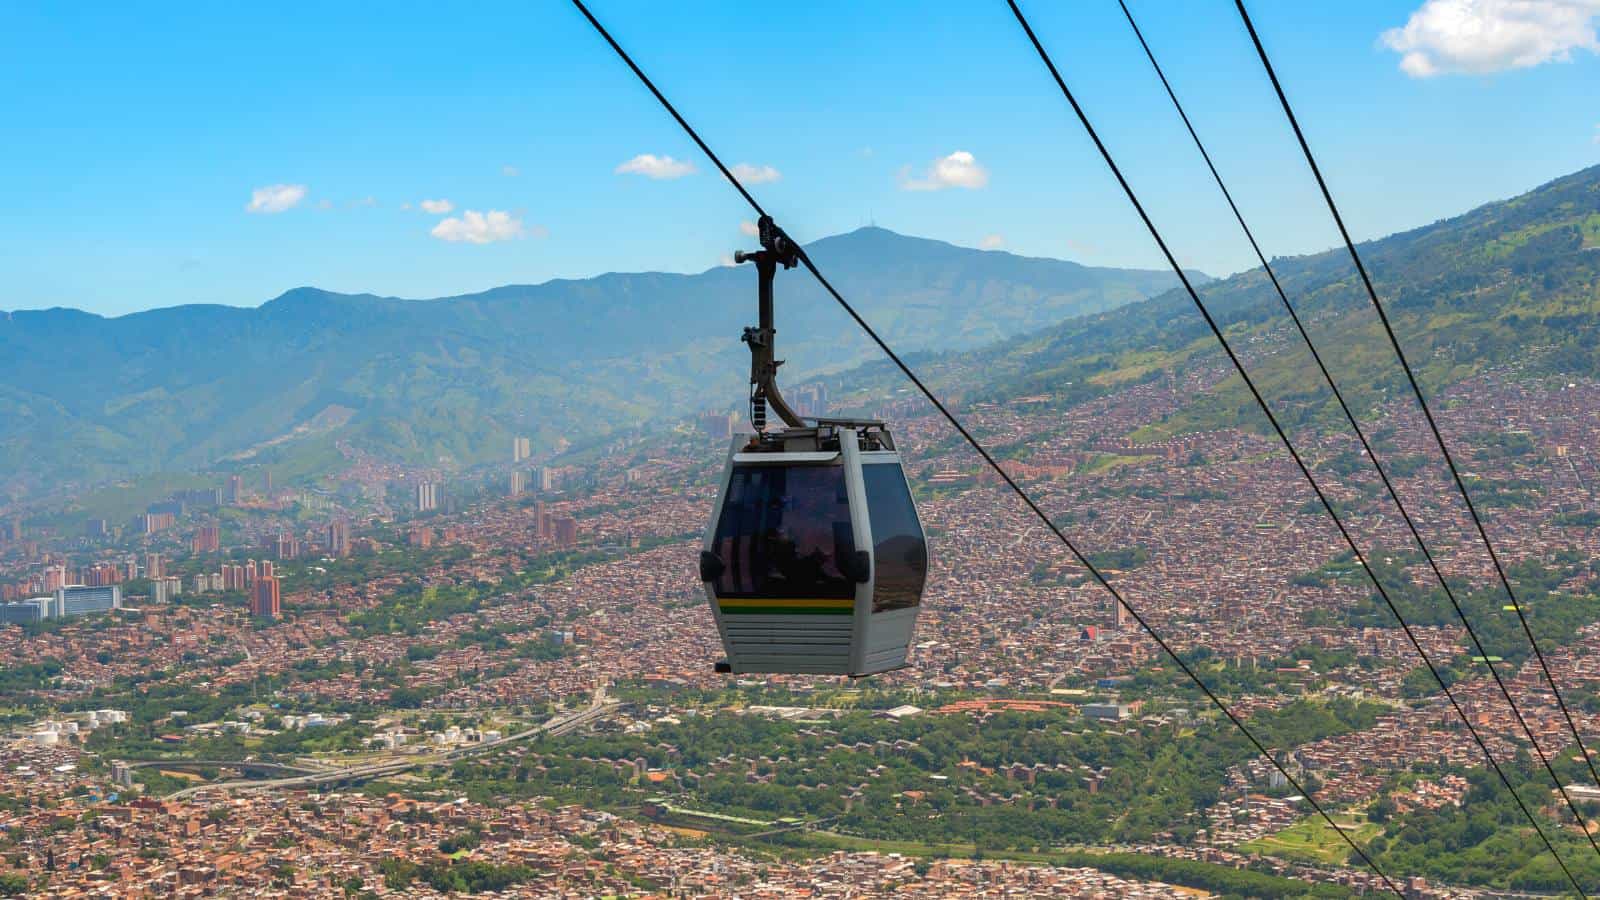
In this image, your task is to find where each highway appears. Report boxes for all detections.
[165,695,619,800]
[121,759,325,778]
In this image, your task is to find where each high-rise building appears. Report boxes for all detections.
[151,576,183,604]
[535,502,551,541]
[416,482,438,512]
[85,519,109,539]
[537,467,557,492]
[82,564,121,587]
[262,470,273,493]
[513,436,531,462]
[2,518,20,543]
[226,474,243,505]
[790,383,829,418]
[553,516,579,547]
[260,560,274,580]
[141,512,175,534]
[327,520,350,557]
[56,585,121,618]
[174,488,221,509]
[700,411,737,440]
[407,526,434,548]
[250,577,281,620]
[275,533,301,560]
[509,471,526,497]
[1113,596,1132,630]
[42,565,67,593]
[144,553,163,580]
[244,559,258,587]
[191,525,221,554]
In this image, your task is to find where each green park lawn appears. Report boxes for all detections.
[1239,813,1382,866]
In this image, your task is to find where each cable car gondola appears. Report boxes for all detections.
[699,217,929,676]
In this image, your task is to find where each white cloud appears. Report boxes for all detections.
[354,196,378,208]
[719,254,738,267]
[980,234,1005,250]
[316,198,334,211]
[615,154,696,180]
[739,220,760,237]
[430,210,526,244]
[420,198,454,215]
[245,183,307,214]
[502,165,520,177]
[1381,0,1600,77]
[899,151,989,191]
[729,162,781,185]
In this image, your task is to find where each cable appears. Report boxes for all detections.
[1003,1,1586,893]
[570,0,766,220]
[1117,0,1600,861]
[1234,0,1600,810]
[570,0,1401,892]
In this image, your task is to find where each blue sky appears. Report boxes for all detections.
[2,0,1597,317]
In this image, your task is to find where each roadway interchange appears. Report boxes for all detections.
[162,696,619,800]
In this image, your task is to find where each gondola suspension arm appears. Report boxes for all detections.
[735,215,805,433]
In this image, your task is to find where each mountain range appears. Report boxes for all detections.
[878,163,1600,440]
[7,162,1598,505]
[0,228,1193,498]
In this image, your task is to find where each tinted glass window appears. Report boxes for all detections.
[711,464,856,599]
[864,463,927,612]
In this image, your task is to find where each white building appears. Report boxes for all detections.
[151,576,183,604]
[416,482,439,512]
[56,585,121,618]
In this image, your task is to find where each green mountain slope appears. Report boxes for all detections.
[936,164,1600,435]
[0,228,1191,495]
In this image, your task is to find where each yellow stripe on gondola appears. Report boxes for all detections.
[717,597,855,610]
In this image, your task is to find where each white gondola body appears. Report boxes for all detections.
[701,426,927,676]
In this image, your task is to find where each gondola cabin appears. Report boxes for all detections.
[701,421,928,676]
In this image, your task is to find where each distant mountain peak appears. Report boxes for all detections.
[0,225,1191,494]
[269,286,335,302]
[265,286,356,307]
[261,286,393,316]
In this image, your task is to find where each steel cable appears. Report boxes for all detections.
[1005,0,1586,892]
[571,0,1403,891]
[1118,0,1600,864]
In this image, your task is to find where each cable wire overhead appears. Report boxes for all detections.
[1004,0,1587,893]
[1232,0,1600,802]
[571,0,1401,891]
[1116,0,1600,863]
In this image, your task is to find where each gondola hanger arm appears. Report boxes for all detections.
[734,215,804,433]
